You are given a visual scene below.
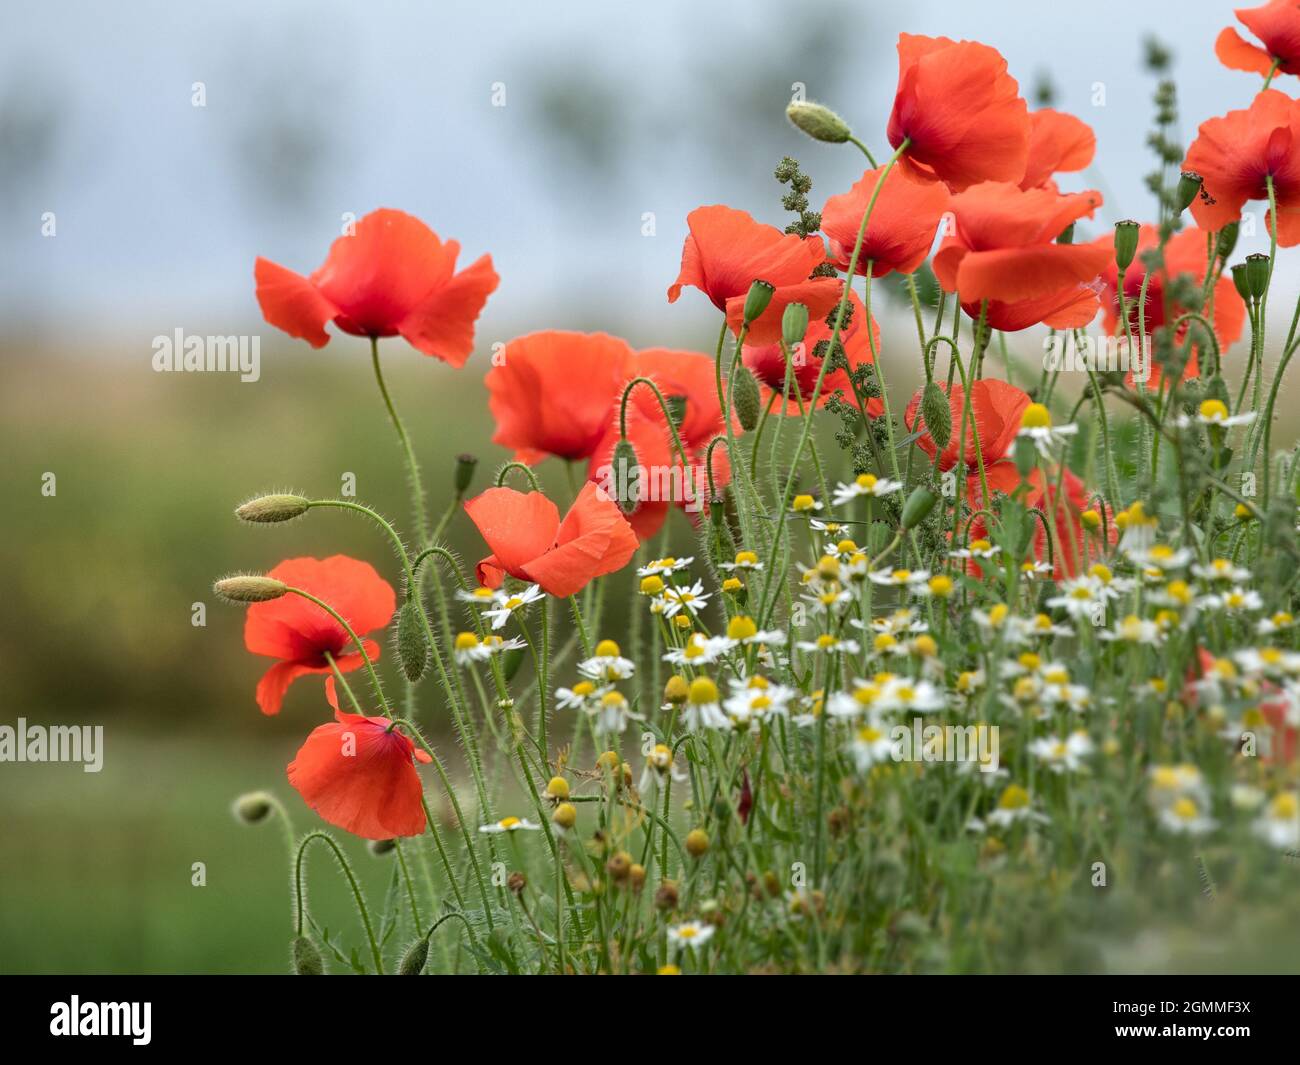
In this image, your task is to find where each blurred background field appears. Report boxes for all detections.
[4,0,1300,972]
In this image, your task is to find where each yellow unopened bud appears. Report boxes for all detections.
[553,802,577,829]
[927,574,954,598]
[640,575,665,595]
[722,577,743,593]
[545,776,570,800]
[663,674,690,704]
[912,634,938,657]
[594,639,621,658]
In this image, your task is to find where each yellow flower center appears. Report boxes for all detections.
[793,494,816,512]
[998,785,1030,810]
[928,574,954,598]
[727,615,758,641]
[572,681,595,697]
[1088,564,1112,583]
[1199,399,1228,422]
[855,473,878,489]
[816,634,837,649]
[970,539,992,552]
[640,575,665,595]
[688,677,719,704]
[734,550,758,566]
[454,632,479,650]
[1171,798,1199,821]
[499,816,521,830]
[891,569,911,582]
[1021,403,1052,429]
[595,639,621,658]
[1270,793,1298,819]
[836,538,858,554]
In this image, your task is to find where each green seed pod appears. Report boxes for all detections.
[782,301,809,351]
[785,100,851,144]
[1246,253,1270,299]
[1114,220,1140,272]
[454,453,478,496]
[232,791,273,824]
[731,365,762,432]
[900,487,938,530]
[1174,170,1203,214]
[291,935,324,975]
[214,575,288,603]
[919,382,952,450]
[611,437,641,515]
[398,936,429,975]
[742,280,775,325]
[1231,263,1252,302]
[235,493,310,523]
[1216,221,1239,260]
[396,598,428,682]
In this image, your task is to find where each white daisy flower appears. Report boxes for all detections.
[949,538,1001,561]
[1192,558,1251,583]
[452,631,525,665]
[1234,646,1300,678]
[456,585,506,607]
[1157,798,1217,836]
[637,556,693,577]
[868,567,931,587]
[662,632,731,668]
[555,680,609,712]
[790,494,823,514]
[1252,793,1300,849]
[795,634,861,656]
[577,639,637,682]
[478,816,541,834]
[1257,610,1296,636]
[680,676,730,731]
[1098,614,1162,645]
[831,472,902,505]
[1029,731,1094,773]
[1126,542,1192,570]
[667,921,715,952]
[875,676,945,714]
[1012,403,1078,457]
[590,690,642,735]
[1175,398,1254,428]
[718,549,763,572]
[657,580,710,619]
[985,785,1049,828]
[482,584,545,629]
[1147,763,1208,809]
[1198,587,1263,613]
[849,722,899,772]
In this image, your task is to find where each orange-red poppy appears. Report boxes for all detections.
[667,205,827,311]
[254,208,498,365]
[1020,109,1096,191]
[965,287,1100,333]
[904,378,1030,472]
[723,277,844,345]
[287,709,431,839]
[743,291,883,416]
[821,165,950,277]
[1090,225,1246,386]
[932,182,1108,306]
[243,556,396,716]
[486,331,636,464]
[1184,89,1300,246]
[887,34,1030,191]
[1215,1,1300,77]
[465,482,638,598]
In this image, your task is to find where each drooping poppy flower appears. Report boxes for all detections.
[743,291,883,416]
[887,34,1031,191]
[486,331,636,464]
[254,208,498,365]
[1090,224,1246,386]
[1020,109,1097,191]
[287,708,431,839]
[667,205,827,311]
[820,165,950,277]
[243,556,396,716]
[1183,89,1300,245]
[904,378,1031,472]
[1215,1,1300,77]
[465,481,639,598]
[933,182,1110,305]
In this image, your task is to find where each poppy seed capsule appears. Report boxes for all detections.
[1245,253,1270,300]
[553,802,577,829]
[742,279,775,325]
[1231,263,1252,302]
[1113,220,1140,271]
[291,935,324,976]
[919,381,952,450]
[235,493,311,523]
[731,364,762,432]
[685,828,710,857]
[786,100,851,143]
[782,301,810,350]
[232,791,273,824]
[398,937,429,975]
[612,437,641,516]
[1216,221,1239,260]
[454,453,478,496]
[1174,170,1203,214]
[900,486,938,530]
[214,575,287,602]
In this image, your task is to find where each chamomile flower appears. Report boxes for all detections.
[719,615,786,648]
[639,743,688,793]
[453,631,526,665]
[1198,586,1263,613]
[859,608,928,636]
[482,584,545,629]
[1192,558,1251,583]
[1026,613,1072,639]
[791,494,823,514]
[724,684,791,731]
[801,585,854,617]
[1252,792,1300,849]
[1234,646,1300,679]
[657,580,710,619]
[637,556,693,577]
[1157,797,1217,836]
[1099,614,1162,645]
[831,472,902,505]
[578,639,637,681]
[1147,763,1208,810]
[849,722,899,771]
[1257,610,1296,636]
[1018,559,1055,581]
[950,538,1001,561]
[591,690,642,735]
[868,567,931,588]
[555,680,607,712]
[985,784,1049,828]
[826,683,881,720]
[681,676,729,731]
[795,633,861,657]
[1013,403,1078,456]
[1126,542,1192,571]
[719,549,763,572]
[1046,577,1107,621]
[1175,398,1254,428]
[667,921,715,952]
[808,519,849,535]
[1115,501,1158,554]
[875,675,945,714]
[479,816,541,834]
[662,632,731,667]
[456,585,505,607]
[1029,731,1094,773]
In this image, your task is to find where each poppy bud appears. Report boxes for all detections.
[900,487,937,530]
[664,394,688,428]
[785,100,851,143]
[1114,220,1140,271]
[1232,263,1252,303]
[1174,171,1202,214]
[731,364,762,431]
[232,791,273,824]
[1216,221,1239,260]
[920,381,951,450]
[782,301,810,350]
[454,453,478,496]
[214,575,287,602]
[398,936,429,975]
[1246,253,1270,300]
[611,436,641,516]
[396,598,429,682]
[291,935,324,976]
[368,838,397,856]
[742,279,775,325]
[685,828,710,857]
[235,493,310,523]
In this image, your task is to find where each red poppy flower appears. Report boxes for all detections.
[1020,109,1096,191]
[1184,89,1300,245]
[667,205,827,310]
[965,286,1100,333]
[887,34,1030,191]
[933,182,1109,305]
[254,208,498,365]
[905,378,1031,473]
[1215,1,1300,77]
[1090,225,1246,386]
[486,331,636,464]
[243,556,396,716]
[821,165,950,277]
[465,481,639,598]
[723,276,845,345]
[287,709,431,839]
[743,291,883,416]
[630,348,738,447]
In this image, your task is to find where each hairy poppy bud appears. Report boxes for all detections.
[454,453,478,496]
[731,364,762,431]
[900,487,937,530]
[786,100,851,143]
[232,791,273,824]
[1175,171,1202,214]
[611,436,641,516]
[398,936,429,975]
[291,935,324,975]
[1114,220,1140,271]
[782,301,810,350]
[742,279,775,325]
[1246,253,1270,300]
[1216,221,1239,260]
[920,381,951,450]
[1232,263,1252,302]
[214,575,287,603]
[235,493,310,523]
[396,598,429,682]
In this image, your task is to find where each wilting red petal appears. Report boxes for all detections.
[287,710,427,839]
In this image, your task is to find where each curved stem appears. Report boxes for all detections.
[370,337,430,545]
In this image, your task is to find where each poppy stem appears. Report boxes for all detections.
[370,336,431,546]
[294,831,385,974]
[495,461,543,492]
[285,586,391,715]
[618,376,692,467]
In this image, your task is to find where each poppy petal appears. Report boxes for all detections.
[398,253,500,366]
[463,487,561,577]
[1214,25,1275,74]
[521,483,638,598]
[254,258,338,348]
